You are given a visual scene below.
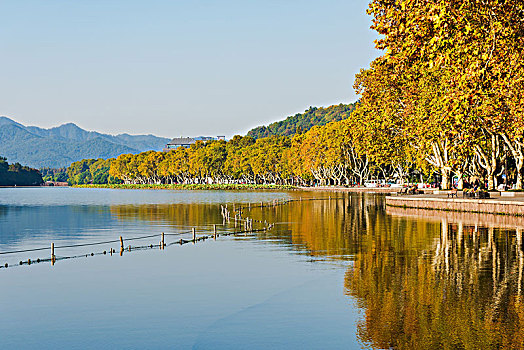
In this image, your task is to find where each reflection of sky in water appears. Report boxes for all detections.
[1,188,522,349]
[0,187,296,254]
[1,239,360,349]
[0,187,293,206]
[0,188,361,349]
[0,205,114,248]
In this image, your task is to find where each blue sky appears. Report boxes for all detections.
[0,0,379,138]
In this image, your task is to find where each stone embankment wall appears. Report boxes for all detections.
[386,205,524,229]
[386,196,524,216]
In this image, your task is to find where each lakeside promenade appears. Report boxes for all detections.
[300,186,524,217]
[386,192,524,217]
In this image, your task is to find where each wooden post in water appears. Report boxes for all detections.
[214,224,217,239]
[192,228,196,243]
[51,243,55,265]
[161,232,165,249]
[119,236,124,256]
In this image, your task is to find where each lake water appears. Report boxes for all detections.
[0,188,523,349]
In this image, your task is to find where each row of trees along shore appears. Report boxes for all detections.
[353,0,524,190]
[106,128,404,187]
[70,1,524,190]
[67,158,122,185]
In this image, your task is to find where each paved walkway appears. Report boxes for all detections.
[387,192,524,216]
[400,192,524,203]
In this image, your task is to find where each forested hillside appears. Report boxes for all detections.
[247,103,357,139]
[0,157,43,186]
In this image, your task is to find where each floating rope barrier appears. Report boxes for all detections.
[0,195,337,270]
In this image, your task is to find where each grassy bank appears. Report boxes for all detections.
[73,183,298,191]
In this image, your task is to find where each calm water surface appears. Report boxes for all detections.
[0,188,523,349]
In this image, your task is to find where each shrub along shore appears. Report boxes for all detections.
[73,183,298,191]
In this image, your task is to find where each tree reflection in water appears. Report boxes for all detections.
[346,205,524,349]
[107,193,524,349]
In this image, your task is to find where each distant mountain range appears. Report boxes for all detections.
[247,103,357,139]
[0,103,358,168]
[0,117,169,168]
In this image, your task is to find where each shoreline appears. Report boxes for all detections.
[72,184,298,191]
[298,186,400,193]
[0,185,48,188]
[72,184,408,193]
[2,183,436,195]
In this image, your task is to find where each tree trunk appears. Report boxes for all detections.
[487,175,494,190]
[426,139,453,190]
[500,133,524,190]
[441,168,451,190]
[516,171,523,190]
[474,133,501,191]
